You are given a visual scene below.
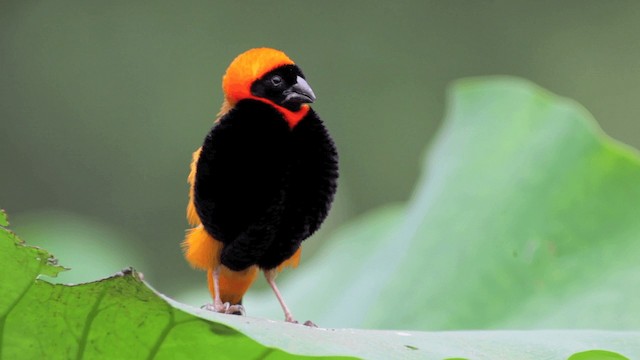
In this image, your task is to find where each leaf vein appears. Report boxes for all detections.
[75,284,109,360]
[146,306,176,360]
[0,263,42,360]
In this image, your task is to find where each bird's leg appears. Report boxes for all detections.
[211,267,228,311]
[264,269,297,323]
[203,267,245,315]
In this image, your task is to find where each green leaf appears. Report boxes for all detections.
[2,224,640,359]
[0,225,353,360]
[247,77,640,331]
[568,350,630,360]
[187,312,640,360]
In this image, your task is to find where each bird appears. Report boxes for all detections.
[182,48,338,325]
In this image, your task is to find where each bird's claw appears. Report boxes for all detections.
[226,304,246,315]
[284,317,317,327]
[201,302,245,316]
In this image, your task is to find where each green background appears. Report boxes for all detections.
[2,1,640,312]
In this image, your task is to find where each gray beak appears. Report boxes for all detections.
[283,76,316,104]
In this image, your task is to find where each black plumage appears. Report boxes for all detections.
[194,99,338,271]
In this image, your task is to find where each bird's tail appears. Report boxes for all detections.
[183,226,258,305]
[209,266,259,305]
[182,226,221,270]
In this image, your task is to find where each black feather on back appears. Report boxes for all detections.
[194,99,338,271]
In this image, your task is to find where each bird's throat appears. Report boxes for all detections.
[262,100,310,128]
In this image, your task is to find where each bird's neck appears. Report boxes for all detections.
[220,98,309,128]
[270,103,310,128]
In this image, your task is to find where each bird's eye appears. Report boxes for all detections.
[271,76,283,86]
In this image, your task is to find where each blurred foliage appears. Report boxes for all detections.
[246,78,640,331]
[568,350,631,360]
[11,210,147,285]
[2,1,640,304]
[0,210,7,227]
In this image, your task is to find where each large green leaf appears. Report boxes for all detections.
[0,225,351,360]
[1,217,638,359]
[12,211,149,285]
[246,77,640,331]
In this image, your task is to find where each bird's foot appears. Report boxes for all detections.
[226,304,245,315]
[284,316,317,327]
[201,302,246,316]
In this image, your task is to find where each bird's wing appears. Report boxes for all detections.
[279,109,338,240]
[277,247,302,271]
[257,109,339,269]
[184,147,223,271]
[186,147,202,226]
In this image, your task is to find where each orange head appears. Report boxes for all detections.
[221,48,315,126]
